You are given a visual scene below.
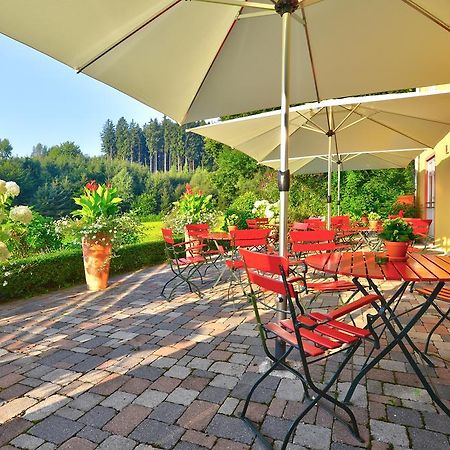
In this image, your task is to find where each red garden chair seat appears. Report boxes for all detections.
[185,223,222,272]
[239,248,380,449]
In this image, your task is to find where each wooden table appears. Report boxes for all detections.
[306,251,450,416]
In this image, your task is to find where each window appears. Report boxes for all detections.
[426,156,435,208]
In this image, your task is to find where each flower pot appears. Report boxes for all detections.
[369,220,379,231]
[228,225,237,232]
[384,240,409,261]
[82,235,112,291]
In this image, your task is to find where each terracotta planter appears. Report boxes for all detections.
[228,225,237,232]
[82,235,112,291]
[369,220,379,231]
[384,240,409,261]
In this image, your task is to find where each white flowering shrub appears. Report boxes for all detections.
[252,199,280,224]
[0,179,33,262]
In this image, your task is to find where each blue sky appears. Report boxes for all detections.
[0,34,162,157]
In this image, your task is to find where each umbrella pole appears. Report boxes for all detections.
[276,4,295,359]
[337,160,342,216]
[326,132,333,229]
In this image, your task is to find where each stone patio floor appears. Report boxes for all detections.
[0,263,449,450]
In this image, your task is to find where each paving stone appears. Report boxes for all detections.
[25,382,60,399]
[174,442,207,450]
[23,394,69,421]
[260,415,292,441]
[78,405,116,428]
[0,397,37,424]
[131,366,164,382]
[130,419,185,449]
[206,415,254,445]
[68,392,104,411]
[218,397,239,416]
[133,389,167,408]
[232,382,274,404]
[276,379,305,402]
[198,387,229,404]
[104,404,150,435]
[41,369,79,386]
[181,429,216,449]
[57,437,96,450]
[97,435,137,450]
[386,405,422,427]
[10,434,44,450]
[209,362,246,377]
[293,423,332,449]
[29,416,83,445]
[177,400,219,431]
[55,406,85,420]
[422,411,450,433]
[36,444,56,450]
[166,387,199,406]
[210,375,239,390]
[383,383,431,403]
[165,365,192,380]
[122,378,151,395]
[369,419,409,447]
[100,391,136,410]
[76,425,110,443]
[408,427,450,450]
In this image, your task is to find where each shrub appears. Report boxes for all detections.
[389,202,421,218]
[222,192,258,230]
[0,240,166,301]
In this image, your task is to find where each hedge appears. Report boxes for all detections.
[0,240,166,302]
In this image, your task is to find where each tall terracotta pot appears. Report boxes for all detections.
[82,234,112,291]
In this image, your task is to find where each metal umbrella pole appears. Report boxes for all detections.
[275,0,298,358]
[337,160,342,216]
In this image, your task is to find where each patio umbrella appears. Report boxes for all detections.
[190,89,450,227]
[265,149,424,215]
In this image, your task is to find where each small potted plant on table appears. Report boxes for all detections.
[367,212,381,231]
[225,213,239,232]
[379,218,415,261]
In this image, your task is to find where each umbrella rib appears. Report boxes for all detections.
[334,104,362,133]
[299,6,321,102]
[77,0,182,73]
[400,0,450,32]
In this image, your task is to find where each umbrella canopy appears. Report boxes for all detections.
[0,1,449,124]
[190,89,450,226]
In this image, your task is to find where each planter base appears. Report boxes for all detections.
[82,236,112,291]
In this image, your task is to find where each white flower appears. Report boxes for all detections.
[9,205,33,225]
[0,241,10,261]
[5,181,20,198]
[0,180,6,195]
[265,207,274,219]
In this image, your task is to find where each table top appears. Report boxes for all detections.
[305,252,450,282]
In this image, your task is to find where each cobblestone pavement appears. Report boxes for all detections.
[0,263,449,450]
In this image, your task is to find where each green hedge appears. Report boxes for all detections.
[0,240,166,302]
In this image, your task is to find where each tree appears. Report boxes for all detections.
[111,168,134,209]
[115,117,130,161]
[31,143,48,158]
[47,141,83,159]
[100,120,116,159]
[143,119,163,172]
[0,138,13,159]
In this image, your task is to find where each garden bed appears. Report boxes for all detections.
[0,240,166,301]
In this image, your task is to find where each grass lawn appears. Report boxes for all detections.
[141,221,164,242]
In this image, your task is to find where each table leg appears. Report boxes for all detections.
[345,281,449,416]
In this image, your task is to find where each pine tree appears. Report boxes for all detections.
[115,117,130,160]
[100,120,116,159]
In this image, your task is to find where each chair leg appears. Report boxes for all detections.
[424,304,450,354]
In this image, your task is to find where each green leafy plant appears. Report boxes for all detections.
[390,202,421,218]
[379,218,415,242]
[165,184,216,233]
[224,213,239,227]
[367,212,381,221]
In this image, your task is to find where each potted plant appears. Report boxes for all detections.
[379,218,415,261]
[367,212,381,231]
[225,213,239,232]
[72,181,122,291]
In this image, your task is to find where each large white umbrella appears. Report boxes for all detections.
[266,149,424,215]
[190,89,450,226]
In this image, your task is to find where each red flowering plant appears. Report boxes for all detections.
[165,184,216,233]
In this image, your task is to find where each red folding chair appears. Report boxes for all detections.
[416,286,450,354]
[239,248,380,449]
[288,230,356,303]
[225,228,272,299]
[290,221,308,231]
[185,223,222,272]
[404,218,433,251]
[304,217,326,230]
[246,217,269,229]
[161,228,206,300]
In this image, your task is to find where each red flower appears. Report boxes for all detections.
[86,180,98,191]
[399,209,404,217]
[185,184,193,195]
[106,182,112,189]
[197,190,203,196]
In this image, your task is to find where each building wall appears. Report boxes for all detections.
[416,131,450,254]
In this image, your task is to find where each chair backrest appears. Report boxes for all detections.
[291,221,309,231]
[240,248,295,298]
[185,223,209,239]
[162,228,175,245]
[246,218,269,229]
[304,218,326,230]
[331,215,351,229]
[230,228,270,249]
[404,218,432,236]
[289,230,338,253]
